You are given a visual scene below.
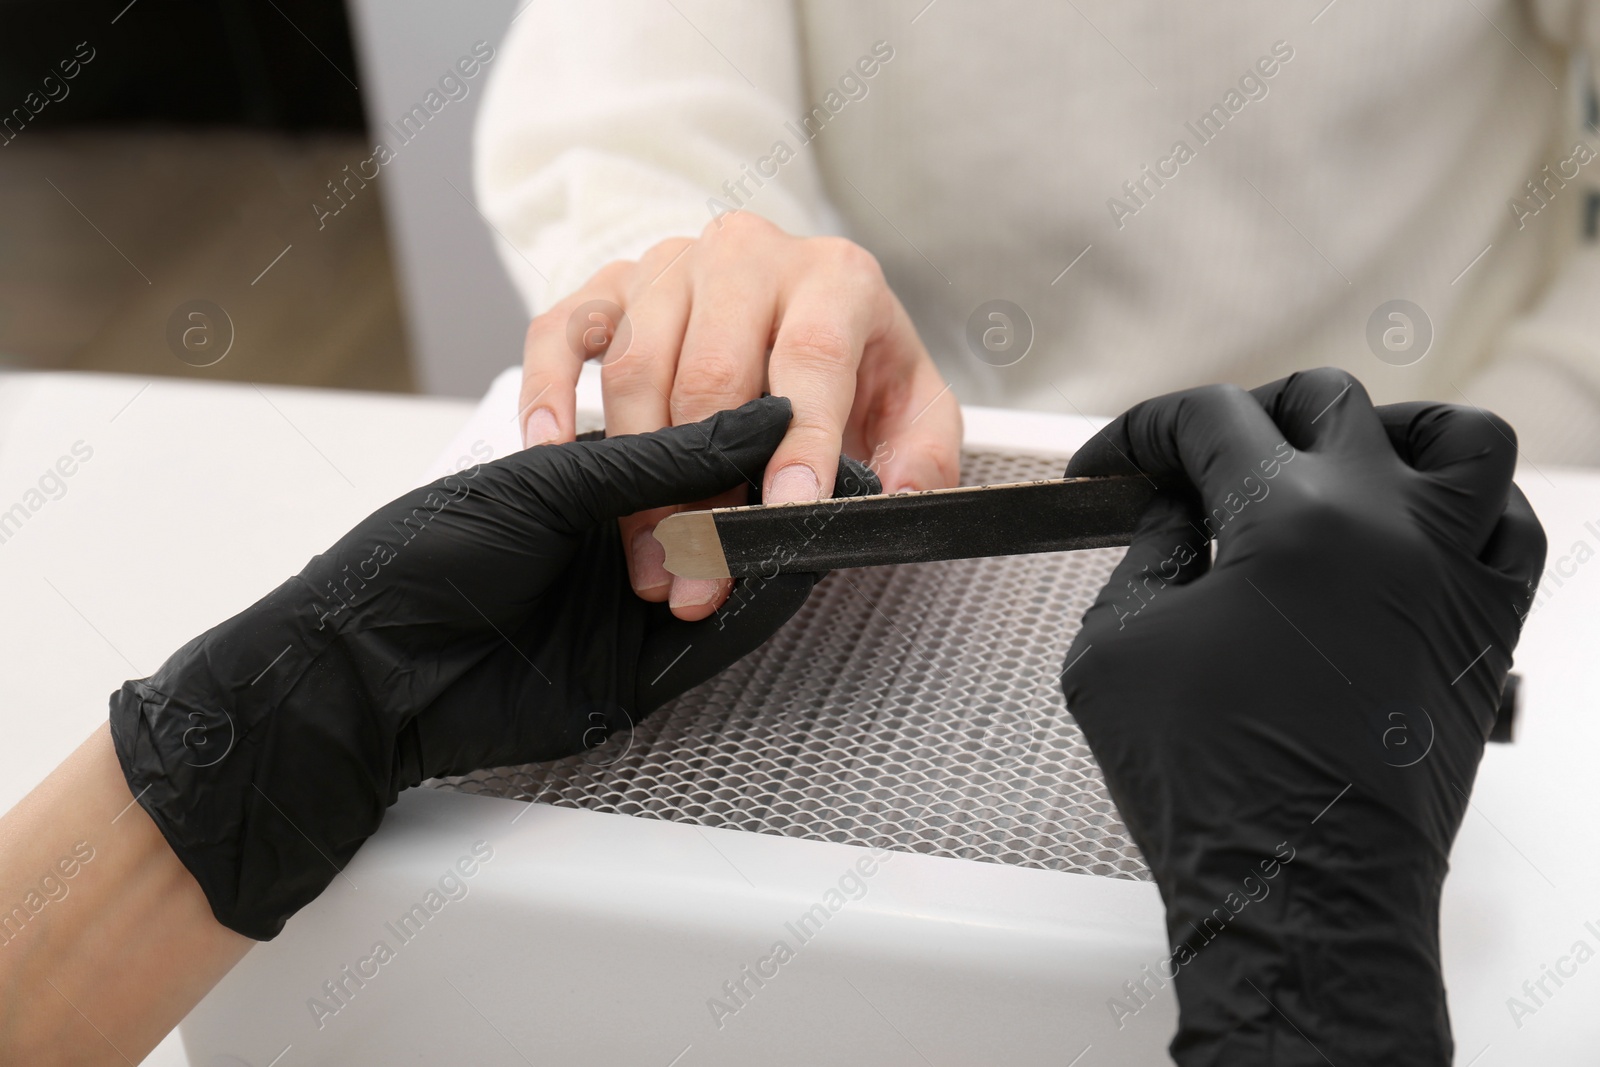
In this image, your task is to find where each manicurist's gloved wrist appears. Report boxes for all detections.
[109,396,878,940]
[1061,369,1545,1065]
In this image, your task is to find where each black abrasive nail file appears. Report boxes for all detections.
[654,476,1158,579]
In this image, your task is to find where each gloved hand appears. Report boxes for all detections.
[1061,369,1545,1066]
[110,396,878,940]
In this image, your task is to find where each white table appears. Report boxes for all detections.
[2,370,1596,1065]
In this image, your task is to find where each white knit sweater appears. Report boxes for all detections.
[474,0,1600,464]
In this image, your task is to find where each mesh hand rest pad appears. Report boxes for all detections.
[428,449,1150,881]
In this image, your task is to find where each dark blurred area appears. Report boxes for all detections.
[0,0,414,391]
[0,0,365,130]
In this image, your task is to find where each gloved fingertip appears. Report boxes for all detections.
[1065,417,1142,479]
[1480,483,1547,588]
[836,452,881,498]
[707,394,793,443]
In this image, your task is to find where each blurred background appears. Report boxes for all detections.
[0,0,527,397]
[6,2,1598,409]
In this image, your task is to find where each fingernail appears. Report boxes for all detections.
[890,484,917,495]
[670,577,727,610]
[631,528,671,598]
[523,407,559,448]
[767,463,820,504]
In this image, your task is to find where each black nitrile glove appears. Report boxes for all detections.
[110,396,878,940]
[1061,369,1545,1066]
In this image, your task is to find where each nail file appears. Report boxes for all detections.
[654,476,1157,579]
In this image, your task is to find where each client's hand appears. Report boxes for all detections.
[516,213,961,619]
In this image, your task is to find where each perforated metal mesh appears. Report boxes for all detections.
[428,449,1149,881]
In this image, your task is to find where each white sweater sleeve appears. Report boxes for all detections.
[473,0,834,315]
[1465,0,1600,465]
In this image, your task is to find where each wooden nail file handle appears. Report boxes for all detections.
[655,476,1158,579]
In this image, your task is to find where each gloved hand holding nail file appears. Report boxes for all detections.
[1060,368,1545,1065]
[109,396,877,940]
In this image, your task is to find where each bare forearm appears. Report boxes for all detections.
[0,723,252,1063]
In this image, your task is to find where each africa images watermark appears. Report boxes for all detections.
[705,844,896,1031]
[966,299,1034,368]
[306,839,495,1029]
[0,841,97,950]
[706,41,896,223]
[1,40,97,147]
[166,299,235,367]
[1106,841,1297,1030]
[312,41,497,230]
[1509,140,1597,231]
[1109,440,1298,629]
[1366,299,1433,367]
[308,443,491,631]
[1522,514,1600,621]
[1106,40,1295,230]
[1505,917,1600,1030]
[0,440,95,548]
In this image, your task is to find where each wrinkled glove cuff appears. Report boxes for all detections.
[108,576,384,940]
